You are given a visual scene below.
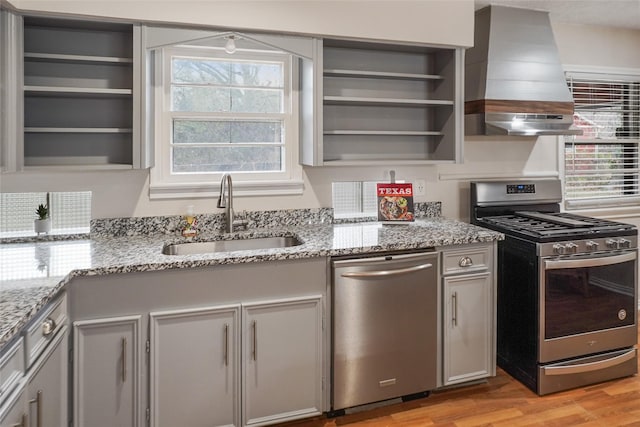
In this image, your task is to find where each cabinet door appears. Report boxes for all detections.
[243,296,323,427]
[74,315,142,427]
[27,328,68,427]
[0,387,27,427]
[149,305,240,427]
[443,272,493,386]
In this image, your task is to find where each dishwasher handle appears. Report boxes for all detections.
[340,262,433,278]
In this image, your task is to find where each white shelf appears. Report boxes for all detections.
[24,86,133,96]
[324,130,444,136]
[323,96,453,107]
[24,164,134,171]
[324,69,444,80]
[24,52,133,64]
[25,127,133,134]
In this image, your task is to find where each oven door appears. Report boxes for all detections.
[540,250,637,363]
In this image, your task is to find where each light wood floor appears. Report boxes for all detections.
[287,352,640,426]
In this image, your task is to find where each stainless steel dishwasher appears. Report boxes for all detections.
[331,251,438,412]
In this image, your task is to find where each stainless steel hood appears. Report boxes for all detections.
[465,5,582,136]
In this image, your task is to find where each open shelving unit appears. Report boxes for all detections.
[300,38,463,166]
[22,17,138,169]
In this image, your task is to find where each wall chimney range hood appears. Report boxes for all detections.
[465,5,582,136]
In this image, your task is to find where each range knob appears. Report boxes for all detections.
[565,242,578,254]
[552,243,566,255]
[619,238,631,249]
[586,241,599,251]
[606,239,619,249]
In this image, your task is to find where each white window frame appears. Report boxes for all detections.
[149,45,303,199]
[562,65,640,212]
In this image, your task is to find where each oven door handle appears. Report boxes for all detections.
[544,251,636,270]
[542,348,636,376]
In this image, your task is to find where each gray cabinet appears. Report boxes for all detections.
[301,38,463,166]
[242,296,323,426]
[1,11,148,172]
[440,244,496,386]
[149,305,240,427]
[0,387,27,427]
[26,329,68,427]
[73,315,143,427]
[69,258,328,427]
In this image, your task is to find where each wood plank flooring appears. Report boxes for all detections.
[286,338,640,426]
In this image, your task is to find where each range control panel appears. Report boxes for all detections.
[507,184,536,194]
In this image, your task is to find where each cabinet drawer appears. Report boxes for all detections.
[23,294,67,368]
[0,339,24,405]
[441,245,491,275]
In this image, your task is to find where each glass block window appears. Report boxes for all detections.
[0,191,91,237]
[332,181,379,219]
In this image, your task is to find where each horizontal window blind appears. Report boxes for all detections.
[564,72,640,209]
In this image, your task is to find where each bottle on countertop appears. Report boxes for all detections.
[182,205,198,238]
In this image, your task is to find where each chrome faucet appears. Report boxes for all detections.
[217,173,247,233]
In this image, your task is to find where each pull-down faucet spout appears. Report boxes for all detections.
[217,173,247,233]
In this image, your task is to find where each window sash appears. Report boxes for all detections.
[564,71,640,209]
[152,46,298,191]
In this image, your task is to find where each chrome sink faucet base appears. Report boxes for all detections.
[217,173,248,233]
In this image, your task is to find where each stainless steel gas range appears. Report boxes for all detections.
[470,179,638,395]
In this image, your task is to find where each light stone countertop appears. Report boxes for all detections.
[0,218,503,350]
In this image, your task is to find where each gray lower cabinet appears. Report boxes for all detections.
[440,243,496,387]
[148,296,324,427]
[73,315,143,427]
[26,328,68,427]
[442,272,493,385]
[149,305,240,427]
[242,297,323,427]
[0,387,27,427]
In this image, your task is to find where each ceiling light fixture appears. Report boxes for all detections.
[224,36,237,54]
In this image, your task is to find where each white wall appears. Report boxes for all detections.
[4,0,474,47]
[2,3,640,221]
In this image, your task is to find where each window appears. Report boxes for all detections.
[150,42,303,198]
[564,71,640,209]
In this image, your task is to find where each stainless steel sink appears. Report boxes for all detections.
[162,236,303,255]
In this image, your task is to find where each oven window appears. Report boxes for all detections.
[545,258,636,339]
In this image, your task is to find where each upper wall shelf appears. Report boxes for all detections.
[323,69,444,81]
[24,52,134,64]
[300,38,463,166]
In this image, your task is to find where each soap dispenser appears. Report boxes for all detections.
[181,205,198,238]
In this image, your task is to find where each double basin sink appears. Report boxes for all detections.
[162,235,303,255]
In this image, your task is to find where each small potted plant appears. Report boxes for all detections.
[34,203,51,235]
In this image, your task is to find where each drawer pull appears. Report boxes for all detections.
[42,318,56,336]
[459,256,473,267]
[29,389,43,427]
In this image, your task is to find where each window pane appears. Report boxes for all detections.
[172,87,230,112]
[231,62,283,87]
[172,58,231,84]
[230,88,282,113]
[173,120,282,144]
[173,146,283,172]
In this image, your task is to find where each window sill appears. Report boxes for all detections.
[149,179,305,199]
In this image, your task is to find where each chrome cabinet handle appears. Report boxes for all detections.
[458,257,473,267]
[11,414,27,427]
[29,390,43,427]
[121,337,127,383]
[252,320,257,361]
[42,318,56,336]
[223,323,229,366]
[452,292,458,327]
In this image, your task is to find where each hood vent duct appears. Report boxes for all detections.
[465,5,582,136]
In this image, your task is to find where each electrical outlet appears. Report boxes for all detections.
[415,180,426,196]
